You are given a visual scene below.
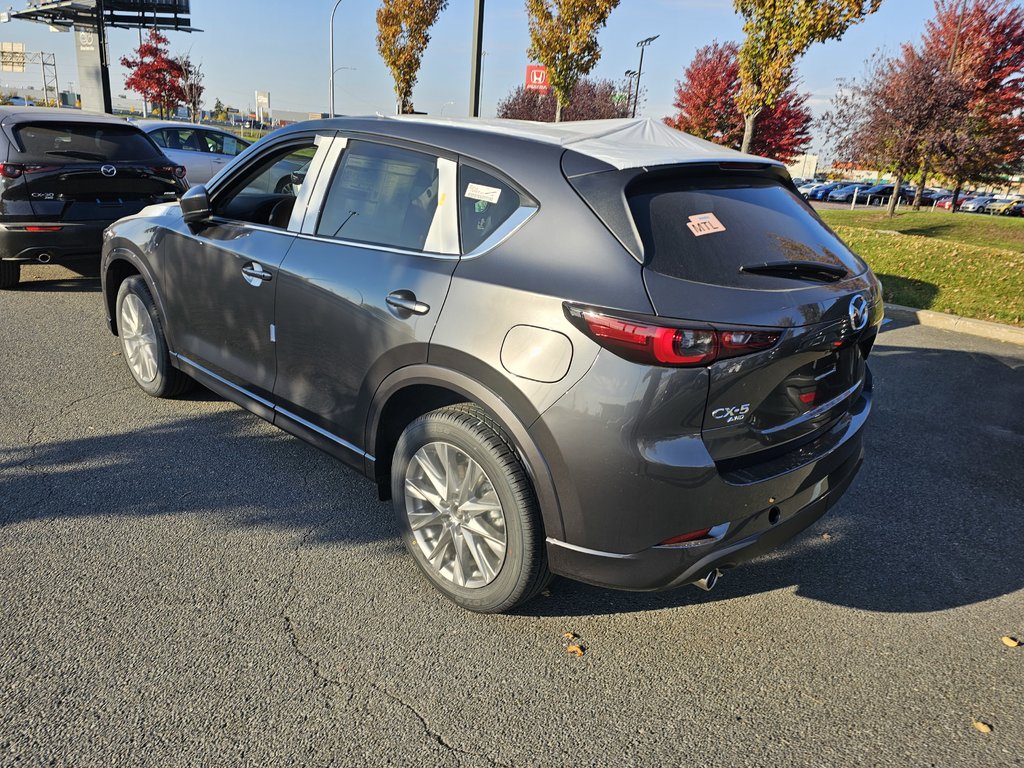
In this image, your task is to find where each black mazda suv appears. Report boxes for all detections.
[100,116,882,612]
[0,107,186,289]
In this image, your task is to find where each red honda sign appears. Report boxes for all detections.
[525,65,550,94]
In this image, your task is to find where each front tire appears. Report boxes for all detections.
[115,275,193,398]
[391,404,549,613]
[0,261,20,290]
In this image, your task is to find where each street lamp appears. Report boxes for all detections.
[440,100,455,116]
[633,35,658,118]
[328,0,344,117]
[329,66,356,115]
[624,69,638,116]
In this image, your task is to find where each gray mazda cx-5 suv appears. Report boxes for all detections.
[100,116,881,612]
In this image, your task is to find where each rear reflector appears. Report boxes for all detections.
[799,391,817,404]
[659,528,712,546]
[569,305,781,368]
[25,226,63,232]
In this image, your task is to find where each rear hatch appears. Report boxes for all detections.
[628,169,881,465]
[8,121,181,221]
[564,159,882,468]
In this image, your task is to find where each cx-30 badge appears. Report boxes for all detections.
[848,294,869,331]
[101,165,117,177]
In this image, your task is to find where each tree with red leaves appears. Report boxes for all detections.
[121,28,184,119]
[663,41,812,163]
[925,0,1024,206]
[496,77,631,121]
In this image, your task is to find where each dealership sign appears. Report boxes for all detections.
[525,65,550,94]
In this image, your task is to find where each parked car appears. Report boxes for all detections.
[986,198,1019,215]
[807,182,846,200]
[827,183,875,202]
[960,196,996,213]
[858,184,913,205]
[935,195,974,211]
[1007,200,1024,217]
[134,120,251,185]
[0,107,186,290]
[101,116,881,612]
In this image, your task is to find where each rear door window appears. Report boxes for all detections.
[203,130,248,156]
[627,175,866,288]
[13,123,165,163]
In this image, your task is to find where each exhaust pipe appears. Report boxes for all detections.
[37,253,52,264]
[693,568,721,592]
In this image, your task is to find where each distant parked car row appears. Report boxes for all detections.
[796,179,1023,214]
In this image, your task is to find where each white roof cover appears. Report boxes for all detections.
[389,115,780,171]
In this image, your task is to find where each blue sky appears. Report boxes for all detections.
[2,0,941,142]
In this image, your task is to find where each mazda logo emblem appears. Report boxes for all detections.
[101,164,117,177]
[848,295,869,332]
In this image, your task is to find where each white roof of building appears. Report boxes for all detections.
[390,116,780,171]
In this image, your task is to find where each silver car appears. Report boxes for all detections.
[133,120,250,185]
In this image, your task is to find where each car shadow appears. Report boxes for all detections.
[2,334,1022,617]
[17,259,101,293]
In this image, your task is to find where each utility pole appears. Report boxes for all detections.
[468,0,484,117]
[624,69,637,117]
[632,36,658,118]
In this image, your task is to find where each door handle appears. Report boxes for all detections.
[386,290,430,315]
[242,262,273,285]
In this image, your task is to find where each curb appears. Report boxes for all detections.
[884,303,1024,346]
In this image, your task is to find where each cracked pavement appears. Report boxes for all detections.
[2,262,1023,767]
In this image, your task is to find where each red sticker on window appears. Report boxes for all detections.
[686,212,726,237]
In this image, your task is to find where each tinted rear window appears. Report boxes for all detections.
[13,123,164,163]
[628,176,865,287]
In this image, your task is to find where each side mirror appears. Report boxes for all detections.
[180,185,212,224]
[289,171,306,187]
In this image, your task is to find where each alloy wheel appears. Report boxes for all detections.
[404,441,508,589]
[120,293,159,383]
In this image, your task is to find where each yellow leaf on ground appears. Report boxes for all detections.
[972,719,992,734]
[1001,636,1021,648]
[562,632,577,641]
[566,644,585,657]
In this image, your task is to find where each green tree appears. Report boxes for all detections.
[734,0,882,153]
[525,0,621,122]
[376,0,449,114]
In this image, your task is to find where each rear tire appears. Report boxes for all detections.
[0,261,20,290]
[115,275,193,398]
[392,404,549,613]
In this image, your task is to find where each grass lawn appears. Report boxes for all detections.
[818,210,1024,326]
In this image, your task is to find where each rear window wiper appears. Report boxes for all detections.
[740,260,848,283]
[45,149,108,161]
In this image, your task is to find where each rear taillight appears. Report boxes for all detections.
[174,165,187,179]
[0,163,24,179]
[569,306,781,368]
[154,165,188,180]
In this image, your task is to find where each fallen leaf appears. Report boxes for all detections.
[1001,636,1021,648]
[562,632,577,641]
[821,533,832,541]
[566,644,585,657]
[540,589,551,597]
[972,719,992,734]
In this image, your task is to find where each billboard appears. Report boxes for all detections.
[0,42,25,73]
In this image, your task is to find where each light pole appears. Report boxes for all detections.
[440,100,455,116]
[632,35,658,118]
[468,0,485,117]
[624,69,638,117]
[328,0,344,117]
[329,66,355,115]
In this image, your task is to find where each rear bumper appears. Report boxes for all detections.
[545,439,863,591]
[533,350,873,592]
[0,221,108,263]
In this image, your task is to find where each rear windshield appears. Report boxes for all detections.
[12,122,165,164]
[628,176,865,287]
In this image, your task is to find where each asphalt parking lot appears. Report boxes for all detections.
[2,261,1023,767]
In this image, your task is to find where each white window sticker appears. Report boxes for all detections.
[686,212,726,237]
[465,183,502,204]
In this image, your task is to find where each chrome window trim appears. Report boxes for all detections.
[462,205,538,259]
[291,231,461,260]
